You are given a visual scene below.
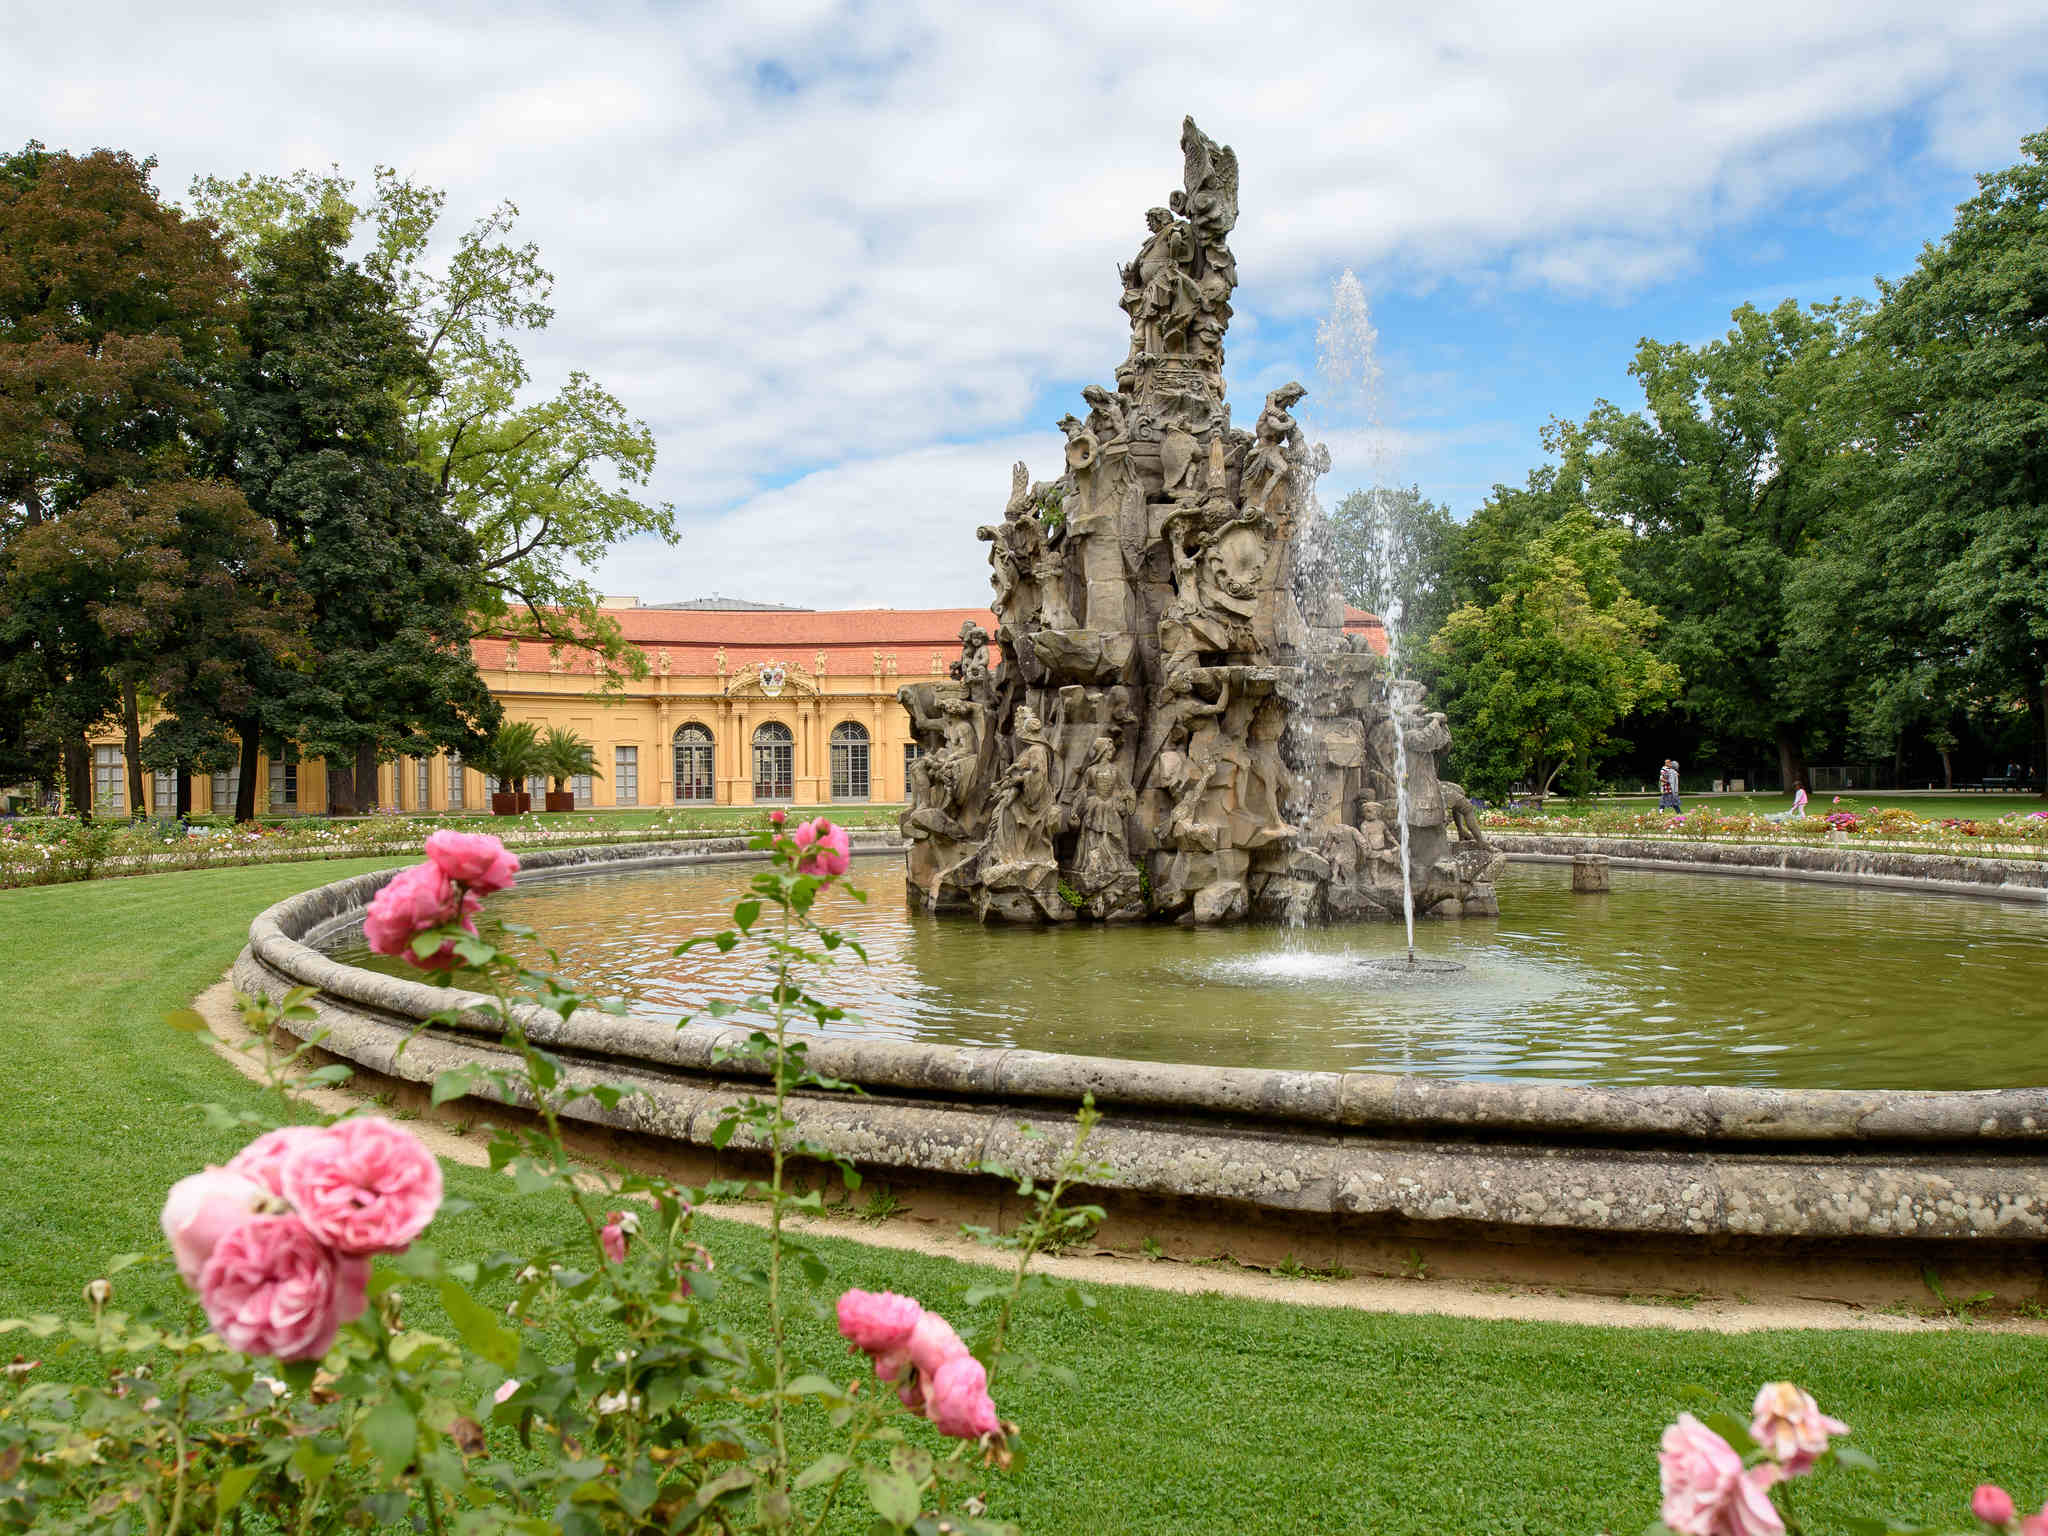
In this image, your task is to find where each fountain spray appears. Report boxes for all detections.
[1315,271,1416,961]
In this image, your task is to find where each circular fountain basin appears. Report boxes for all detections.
[236,838,2048,1305]
[326,857,2048,1093]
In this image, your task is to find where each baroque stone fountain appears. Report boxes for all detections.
[898,118,1501,926]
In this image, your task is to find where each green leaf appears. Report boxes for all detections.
[782,1373,844,1400]
[438,1277,519,1369]
[164,1008,209,1034]
[888,1444,933,1485]
[861,1464,921,1528]
[1701,1412,1758,1456]
[432,1064,484,1106]
[794,1452,853,1491]
[734,899,760,931]
[215,1464,261,1518]
[360,1397,416,1478]
[1830,1443,1879,1472]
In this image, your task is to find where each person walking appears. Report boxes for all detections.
[1658,758,1682,814]
[1768,781,1808,822]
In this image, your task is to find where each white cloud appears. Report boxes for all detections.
[8,0,2044,600]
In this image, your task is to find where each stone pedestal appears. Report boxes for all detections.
[1571,854,1611,893]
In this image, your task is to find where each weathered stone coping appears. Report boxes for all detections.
[1490,833,2048,904]
[242,839,2048,1156]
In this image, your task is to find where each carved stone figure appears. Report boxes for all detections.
[900,117,1495,926]
[1071,735,1139,899]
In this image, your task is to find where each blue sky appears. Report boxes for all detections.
[8,1,2047,605]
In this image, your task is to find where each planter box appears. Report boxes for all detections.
[517,792,532,813]
[491,792,519,817]
[544,791,575,813]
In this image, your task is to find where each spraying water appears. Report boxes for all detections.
[1310,270,1418,961]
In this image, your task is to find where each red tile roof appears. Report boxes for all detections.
[475,604,1387,672]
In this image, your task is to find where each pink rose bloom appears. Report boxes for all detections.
[280,1117,443,1256]
[362,863,479,970]
[767,809,786,826]
[1661,1414,1785,1536]
[226,1125,324,1199]
[2022,1510,2048,1536]
[791,817,851,878]
[198,1215,353,1362]
[836,1288,924,1354]
[925,1354,1000,1440]
[1974,1486,2017,1526]
[1749,1382,1849,1476]
[160,1168,272,1286]
[600,1211,630,1265]
[907,1309,968,1380]
[424,830,519,895]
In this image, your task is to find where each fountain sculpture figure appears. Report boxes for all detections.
[899,118,1502,924]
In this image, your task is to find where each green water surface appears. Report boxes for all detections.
[328,856,2048,1091]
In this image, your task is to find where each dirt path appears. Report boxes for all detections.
[194,978,2038,1338]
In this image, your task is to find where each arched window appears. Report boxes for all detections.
[673,723,715,803]
[752,720,794,802]
[829,721,871,801]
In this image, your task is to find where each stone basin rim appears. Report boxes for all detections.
[242,836,2048,1148]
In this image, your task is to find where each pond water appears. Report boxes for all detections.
[326,856,2048,1091]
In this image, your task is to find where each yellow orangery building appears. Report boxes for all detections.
[87,599,995,817]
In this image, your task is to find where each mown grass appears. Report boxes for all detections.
[4,861,2046,1533]
[1519,790,2046,821]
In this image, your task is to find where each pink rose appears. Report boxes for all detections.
[160,1168,272,1286]
[424,830,519,895]
[600,1211,632,1265]
[226,1126,324,1198]
[279,1117,443,1256]
[925,1354,1000,1440]
[791,817,851,878]
[1975,1486,2017,1526]
[362,863,480,970]
[836,1288,924,1354]
[1749,1382,1848,1476]
[2023,1510,2048,1536]
[907,1309,968,1380]
[1660,1414,1785,1536]
[767,809,786,826]
[197,1215,354,1362]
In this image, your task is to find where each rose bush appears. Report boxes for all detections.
[0,822,1098,1535]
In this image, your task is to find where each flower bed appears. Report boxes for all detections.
[0,809,901,890]
[1480,802,2048,860]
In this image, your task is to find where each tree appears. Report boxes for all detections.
[1862,126,2048,791]
[539,724,599,796]
[0,143,251,816]
[1431,508,1678,801]
[1322,483,1457,649]
[223,215,499,815]
[190,167,674,669]
[1565,298,1879,790]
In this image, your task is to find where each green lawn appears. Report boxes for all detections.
[1520,790,2047,822]
[5,862,2047,1533]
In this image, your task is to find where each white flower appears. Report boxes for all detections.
[594,1390,640,1416]
[494,1379,521,1404]
[256,1376,290,1400]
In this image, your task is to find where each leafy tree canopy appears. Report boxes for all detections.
[189,166,674,671]
[1431,507,1677,801]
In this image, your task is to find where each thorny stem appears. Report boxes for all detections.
[164,1398,189,1536]
[985,1107,1097,1378]
[802,1394,889,1536]
[766,895,794,1492]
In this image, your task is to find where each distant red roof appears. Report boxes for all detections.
[476,603,1389,672]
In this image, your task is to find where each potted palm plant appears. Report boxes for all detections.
[480,722,542,816]
[539,726,600,813]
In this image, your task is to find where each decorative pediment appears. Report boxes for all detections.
[725,659,820,699]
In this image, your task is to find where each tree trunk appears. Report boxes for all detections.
[122,680,145,819]
[1939,749,1953,790]
[327,755,356,815]
[1774,727,1808,794]
[356,743,380,812]
[62,738,91,821]
[234,722,261,823]
[176,766,192,818]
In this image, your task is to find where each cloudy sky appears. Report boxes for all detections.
[10,1,2047,608]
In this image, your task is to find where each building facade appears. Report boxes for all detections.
[84,598,1387,816]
